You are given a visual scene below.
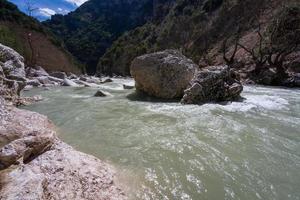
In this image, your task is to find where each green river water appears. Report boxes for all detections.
[23,78,300,200]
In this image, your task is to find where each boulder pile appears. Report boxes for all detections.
[130,50,243,104]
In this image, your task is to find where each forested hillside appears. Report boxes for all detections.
[98,0,300,80]
[44,0,159,74]
[0,0,81,73]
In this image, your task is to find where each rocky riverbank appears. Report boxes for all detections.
[0,43,126,199]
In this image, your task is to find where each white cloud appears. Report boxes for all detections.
[39,8,56,17]
[64,0,89,7]
[57,7,70,14]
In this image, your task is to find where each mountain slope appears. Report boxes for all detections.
[44,0,157,74]
[98,0,300,76]
[0,0,81,73]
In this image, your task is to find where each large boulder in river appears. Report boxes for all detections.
[181,66,243,104]
[130,50,198,99]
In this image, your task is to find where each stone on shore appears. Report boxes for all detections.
[62,78,79,87]
[26,79,41,87]
[130,50,198,99]
[181,66,243,104]
[0,43,26,81]
[50,71,67,79]
[36,76,52,85]
[26,66,49,77]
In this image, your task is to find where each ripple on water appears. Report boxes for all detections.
[22,83,300,200]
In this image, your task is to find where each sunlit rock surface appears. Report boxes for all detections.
[131,50,198,99]
[0,101,126,200]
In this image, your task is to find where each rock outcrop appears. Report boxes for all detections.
[130,50,198,99]
[0,43,26,104]
[0,100,126,200]
[0,44,26,81]
[181,66,243,104]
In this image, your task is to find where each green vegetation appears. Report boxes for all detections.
[0,0,82,72]
[98,0,299,76]
[0,24,24,55]
[44,0,155,74]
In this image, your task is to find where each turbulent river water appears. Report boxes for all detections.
[23,78,300,200]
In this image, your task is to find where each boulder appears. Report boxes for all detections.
[282,73,300,87]
[181,66,243,104]
[123,84,135,89]
[0,43,26,81]
[0,105,126,200]
[130,50,198,99]
[36,76,52,85]
[94,90,112,97]
[62,78,79,87]
[26,79,41,87]
[68,73,78,79]
[48,76,64,84]
[102,78,113,83]
[26,66,49,77]
[50,71,67,79]
[79,76,88,81]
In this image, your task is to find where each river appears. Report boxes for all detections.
[22,78,300,200]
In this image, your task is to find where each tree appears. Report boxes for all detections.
[24,0,38,68]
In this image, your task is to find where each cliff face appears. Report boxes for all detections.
[44,0,158,74]
[0,0,81,74]
[98,0,300,78]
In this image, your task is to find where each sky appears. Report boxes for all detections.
[8,0,89,21]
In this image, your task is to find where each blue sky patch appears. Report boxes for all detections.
[8,0,88,21]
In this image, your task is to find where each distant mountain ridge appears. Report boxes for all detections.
[40,0,300,79]
[44,0,161,74]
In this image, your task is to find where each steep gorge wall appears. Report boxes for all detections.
[98,0,299,76]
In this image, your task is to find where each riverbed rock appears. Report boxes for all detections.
[26,79,41,87]
[0,100,126,200]
[67,72,78,79]
[130,50,198,99]
[123,84,135,89]
[50,71,67,79]
[94,90,112,97]
[181,66,243,104]
[26,66,49,77]
[62,78,79,87]
[48,75,64,84]
[102,78,113,83]
[36,76,52,85]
